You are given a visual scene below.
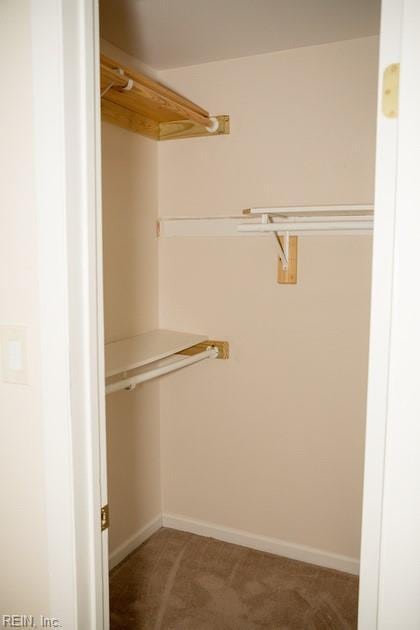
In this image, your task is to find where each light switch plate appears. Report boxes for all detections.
[0,326,28,385]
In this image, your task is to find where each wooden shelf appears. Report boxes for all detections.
[105,329,208,378]
[100,54,230,141]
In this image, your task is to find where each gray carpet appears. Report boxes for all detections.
[109,528,358,629]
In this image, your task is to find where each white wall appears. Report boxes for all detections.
[101,43,162,555]
[0,0,49,617]
[158,37,378,560]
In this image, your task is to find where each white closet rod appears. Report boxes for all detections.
[245,204,374,216]
[237,219,372,234]
[106,346,219,395]
[159,204,374,238]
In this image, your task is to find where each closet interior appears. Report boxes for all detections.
[100,1,379,627]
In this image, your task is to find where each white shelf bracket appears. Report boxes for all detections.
[274,231,289,271]
[262,214,288,270]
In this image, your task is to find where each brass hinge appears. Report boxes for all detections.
[382,63,400,118]
[101,504,109,531]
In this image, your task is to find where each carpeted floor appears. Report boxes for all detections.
[109,528,358,630]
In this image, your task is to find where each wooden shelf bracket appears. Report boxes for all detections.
[180,340,229,360]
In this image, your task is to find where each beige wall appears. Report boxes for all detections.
[0,0,49,616]
[101,43,162,553]
[158,37,378,559]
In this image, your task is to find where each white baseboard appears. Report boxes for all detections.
[109,514,162,570]
[108,512,360,575]
[162,513,359,575]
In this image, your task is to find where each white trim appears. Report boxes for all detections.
[162,513,359,575]
[110,512,359,575]
[358,0,402,627]
[91,0,110,622]
[31,1,77,621]
[375,0,420,626]
[109,515,163,570]
[31,0,105,627]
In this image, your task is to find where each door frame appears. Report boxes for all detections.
[30,0,108,627]
[359,0,420,627]
[31,0,420,627]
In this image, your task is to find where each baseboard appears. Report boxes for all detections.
[162,513,359,575]
[108,512,360,575]
[109,514,162,570]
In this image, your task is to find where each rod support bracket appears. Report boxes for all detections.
[180,340,229,359]
[275,231,289,271]
[263,214,288,270]
[206,116,220,133]
[115,68,134,91]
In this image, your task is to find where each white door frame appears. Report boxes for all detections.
[30,0,108,627]
[30,0,420,627]
[357,0,403,625]
[359,0,420,627]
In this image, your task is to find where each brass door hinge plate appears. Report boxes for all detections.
[382,63,400,118]
[101,504,109,531]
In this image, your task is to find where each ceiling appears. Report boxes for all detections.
[100,0,381,70]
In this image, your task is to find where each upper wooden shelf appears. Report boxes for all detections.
[100,54,230,141]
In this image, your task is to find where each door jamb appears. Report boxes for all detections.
[359,0,420,627]
[30,0,108,627]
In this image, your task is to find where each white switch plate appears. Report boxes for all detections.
[0,326,28,385]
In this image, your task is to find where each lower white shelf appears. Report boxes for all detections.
[105,329,208,378]
[105,329,218,395]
